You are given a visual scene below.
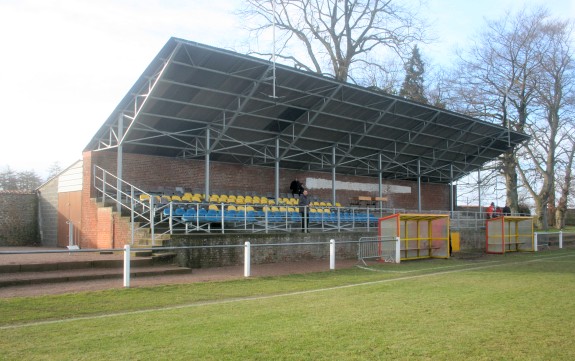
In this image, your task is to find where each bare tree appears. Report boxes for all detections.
[517,18,575,228]
[555,136,575,229]
[46,162,62,180]
[0,167,42,191]
[239,0,427,83]
[444,7,572,227]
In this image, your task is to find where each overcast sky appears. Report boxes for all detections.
[0,0,573,177]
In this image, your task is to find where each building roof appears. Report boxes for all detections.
[85,37,529,184]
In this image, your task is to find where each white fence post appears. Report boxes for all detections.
[395,237,401,263]
[559,231,563,249]
[244,241,251,277]
[124,245,131,288]
[534,232,539,252]
[330,239,335,270]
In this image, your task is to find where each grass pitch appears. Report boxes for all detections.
[1,250,574,360]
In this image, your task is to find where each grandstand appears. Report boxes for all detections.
[37,38,528,250]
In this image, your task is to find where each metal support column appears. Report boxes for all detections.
[450,164,454,216]
[417,159,422,212]
[205,128,210,198]
[378,153,383,209]
[116,113,123,213]
[275,137,280,202]
[332,146,336,205]
[477,169,482,216]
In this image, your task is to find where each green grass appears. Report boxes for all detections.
[1,250,574,360]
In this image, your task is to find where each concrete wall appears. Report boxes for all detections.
[168,229,488,269]
[0,191,39,246]
[169,231,373,268]
[37,177,59,247]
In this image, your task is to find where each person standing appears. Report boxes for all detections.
[290,178,301,196]
[299,189,310,232]
[486,202,495,219]
[502,204,511,216]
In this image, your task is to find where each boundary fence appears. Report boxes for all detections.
[534,231,575,250]
[1,238,383,288]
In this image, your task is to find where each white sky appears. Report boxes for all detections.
[0,0,573,177]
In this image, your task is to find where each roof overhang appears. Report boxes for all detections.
[85,37,529,183]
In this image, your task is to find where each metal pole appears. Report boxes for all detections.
[330,239,335,270]
[477,169,482,216]
[417,159,422,212]
[559,231,563,249]
[275,137,280,202]
[534,232,538,252]
[116,113,123,213]
[244,241,251,277]
[332,146,336,205]
[395,236,401,263]
[123,244,131,288]
[205,127,210,199]
[378,153,383,209]
[130,187,135,245]
[450,164,454,216]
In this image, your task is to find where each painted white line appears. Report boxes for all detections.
[2,253,573,331]
[357,260,502,274]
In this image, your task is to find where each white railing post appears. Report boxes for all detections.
[124,245,131,288]
[168,202,173,234]
[534,232,539,252]
[559,231,563,249]
[395,236,401,264]
[330,239,335,270]
[244,241,251,277]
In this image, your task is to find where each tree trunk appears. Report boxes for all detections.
[502,152,519,214]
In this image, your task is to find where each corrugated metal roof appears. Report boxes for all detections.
[85,37,529,184]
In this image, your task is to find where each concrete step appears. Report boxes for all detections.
[0,258,154,273]
[0,264,191,287]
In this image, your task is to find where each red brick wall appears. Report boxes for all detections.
[87,150,449,208]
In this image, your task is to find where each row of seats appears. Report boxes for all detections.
[163,204,378,225]
[141,193,304,206]
[171,206,302,224]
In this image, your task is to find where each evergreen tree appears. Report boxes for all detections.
[399,45,427,104]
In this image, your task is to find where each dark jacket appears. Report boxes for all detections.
[299,194,310,213]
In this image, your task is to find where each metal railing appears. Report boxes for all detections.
[93,165,156,245]
[92,166,538,244]
[534,231,575,250]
